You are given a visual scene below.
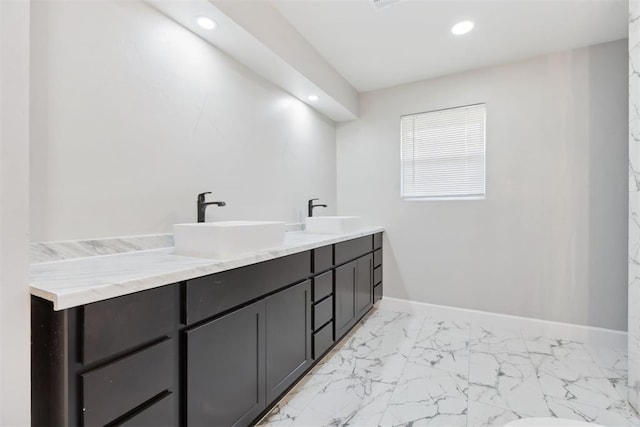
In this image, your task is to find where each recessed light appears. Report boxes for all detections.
[451,20,474,35]
[196,16,217,30]
[308,95,319,101]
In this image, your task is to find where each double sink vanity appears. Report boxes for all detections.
[30,217,383,426]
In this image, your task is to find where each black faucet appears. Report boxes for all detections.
[308,198,327,217]
[197,192,226,223]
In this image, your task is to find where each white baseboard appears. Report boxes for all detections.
[377,297,627,350]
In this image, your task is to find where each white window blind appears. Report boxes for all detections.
[401,103,486,200]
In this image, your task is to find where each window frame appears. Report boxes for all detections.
[399,102,487,201]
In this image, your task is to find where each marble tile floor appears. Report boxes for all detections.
[258,307,640,427]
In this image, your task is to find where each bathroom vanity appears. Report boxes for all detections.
[31,230,383,426]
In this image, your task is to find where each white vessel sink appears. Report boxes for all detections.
[305,216,363,234]
[173,221,286,259]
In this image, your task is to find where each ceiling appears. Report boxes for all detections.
[270,0,629,92]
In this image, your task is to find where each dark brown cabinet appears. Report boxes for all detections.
[335,253,374,341]
[81,339,174,427]
[311,270,335,360]
[356,254,373,319]
[312,270,333,302]
[265,280,312,403]
[373,242,383,304]
[31,285,180,427]
[185,280,312,427]
[312,321,334,359]
[81,285,175,365]
[185,300,266,427]
[335,260,357,340]
[32,233,383,427]
[313,296,333,330]
[184,252,310,325]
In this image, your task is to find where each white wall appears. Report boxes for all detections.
[0,0,31,424]
[337,40,628,331]
[30,0,337,242]
[210,0,359,119]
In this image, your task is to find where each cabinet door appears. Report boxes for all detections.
[335,260,357,340]
[356,254,373,319]
[265,280,312,403]
[185,300,265,427]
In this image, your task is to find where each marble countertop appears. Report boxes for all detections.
[30,227,384,311]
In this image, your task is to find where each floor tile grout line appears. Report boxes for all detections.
[580,343,635,405]
[466,398,532,422]
[318,308,432,427]
[540,394,640,422]
[520,330,553,418]
[373,311,431,426]
[379,312,471,426]
[578,340,625,391]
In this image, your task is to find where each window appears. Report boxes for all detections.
[400,103,486,200]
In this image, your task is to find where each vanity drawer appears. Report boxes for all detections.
[81,339,174,427]
[186,251,311,325]
[313,321,334,359]
[81,285,176,365]
[374,265,382,285]
[313,270,333,302]
[118,392,175,427]
[373,249,382,267]
[373,233,382,250]
[313,296,333,331]
[335,236,373,265]
[374,283,383,303]
[313,245,333,273]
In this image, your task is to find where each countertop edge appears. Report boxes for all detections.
[30,227,384,310]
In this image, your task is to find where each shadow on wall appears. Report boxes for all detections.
[586,42,629,330]
[380,231,406,300]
